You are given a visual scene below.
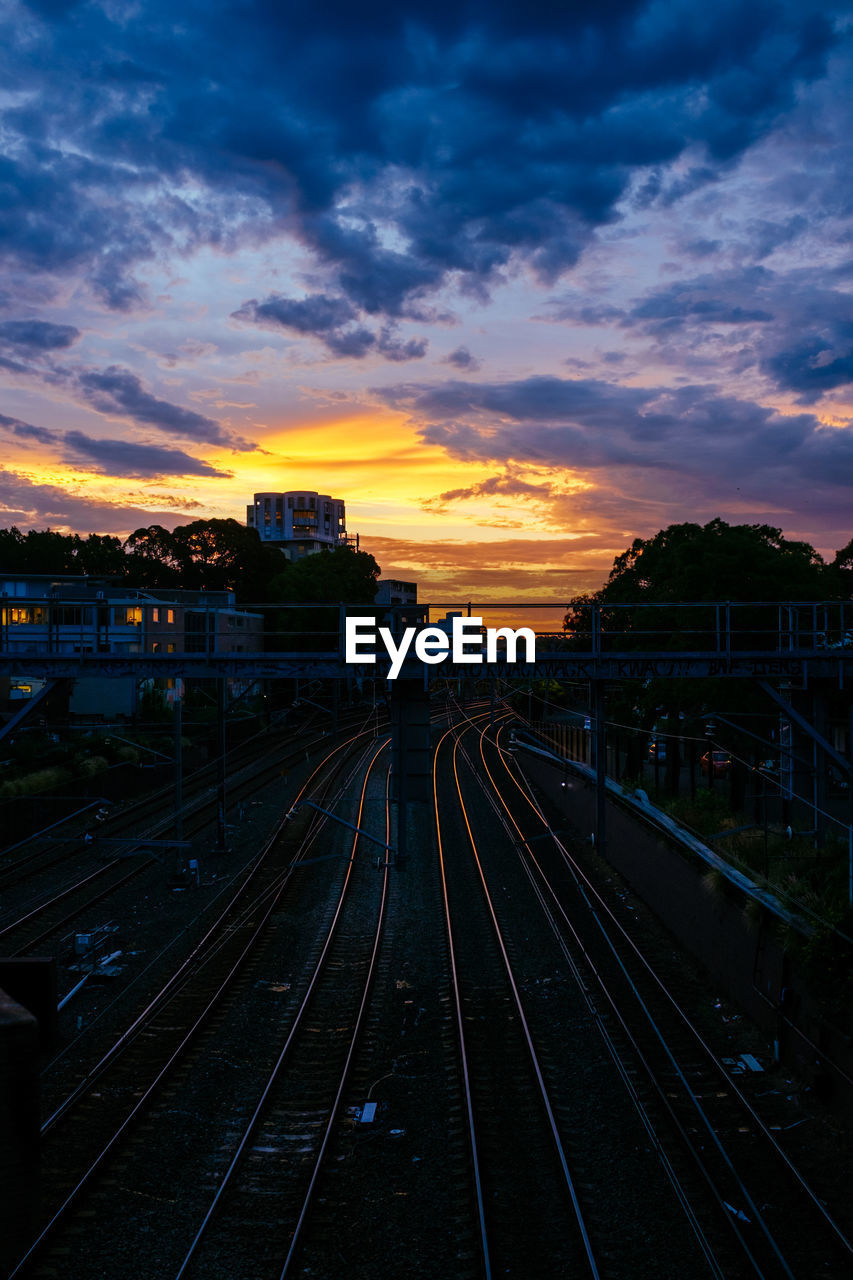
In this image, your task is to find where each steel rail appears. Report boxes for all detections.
[278,753,392,1277]
[470,723,729,1277]
[433,714,493,1280]
[8,728,385,1279]
[491,723,853,1275]
[0,711,374,953]
[39,722,381,1136]
[498,724,853,1263]
[447,720,601,1280]
[484,723,785,1277]
[174,739,390,1279]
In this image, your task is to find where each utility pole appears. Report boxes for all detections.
[173,693,183,879]
[214,678,228,854]
[593,679,607,853]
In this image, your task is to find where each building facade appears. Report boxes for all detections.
[0,575,263,715]
[246,491,355,560]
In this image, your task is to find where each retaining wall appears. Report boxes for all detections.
[522,751,853,1113]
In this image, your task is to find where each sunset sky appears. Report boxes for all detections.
[1,0,852,601]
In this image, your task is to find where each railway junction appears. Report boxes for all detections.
[0,598,851,1278]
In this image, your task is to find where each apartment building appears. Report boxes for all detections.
[0,575,263,715]
[246,491,356,560]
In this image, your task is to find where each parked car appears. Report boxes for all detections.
[701,749,731,777]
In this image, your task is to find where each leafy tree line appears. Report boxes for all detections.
[566,519,851,619]
[562,519,853,796]
[0,520,381,605]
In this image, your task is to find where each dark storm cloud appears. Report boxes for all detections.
[378,375,853,499]
[0,411,231,478]
[625,269,853,400]
[62,432,232,478]
[235,294,359,336]
[762,326,853,402]
[0,0,840,316]
[76,366,252,449]
[233,294,428,361]
[0,412,54,445]
[0,319,80,351]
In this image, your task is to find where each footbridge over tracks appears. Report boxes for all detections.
[0,598,851,683]
[1,598,851,861]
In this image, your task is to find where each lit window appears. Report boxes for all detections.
[152,608,160,623]
[167,609,175,624]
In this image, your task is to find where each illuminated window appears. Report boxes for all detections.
[152,608,160,623]
[167,643,176,653]
[167,609,175,624]
[9,606,47,625]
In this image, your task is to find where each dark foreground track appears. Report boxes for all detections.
[7,700,852,1279]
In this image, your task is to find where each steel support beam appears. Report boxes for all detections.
[757,679,851,776]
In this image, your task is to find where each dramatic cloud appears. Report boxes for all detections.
[233,293,428,361]
[0,413,231,479]
[624,268,853,403]
[0,412,54,446]
[76,367,252,449]
[62,432,233,479]
[379,375,853,524]
[0,2,851,581]
[0,1,839,315]
[0,319,80,352]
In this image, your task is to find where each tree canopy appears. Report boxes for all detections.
[0,527,127,576]
[593,519,832,606]
[0,519,381,606]
[124,519,287,598]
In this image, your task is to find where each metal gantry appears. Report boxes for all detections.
[1,597,851,868]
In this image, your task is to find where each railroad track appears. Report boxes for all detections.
[476,718,853,1279]
[9,727,387,1279]
[433,709,602,1278]
[174,743,391,1278]
[0,709,383,957]
[9,696,851,1279]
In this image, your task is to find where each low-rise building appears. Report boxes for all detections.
[0,575,263,716]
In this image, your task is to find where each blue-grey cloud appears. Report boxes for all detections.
[0,411,55,444]
[624,268,853,400]
[76,366,252,449]
[233,293,428,361]
[445,345,481,371]
[0,411,231,478]
[0,319,80,351]
[62,431,232,478]
[0,1,840,316]
[377,375,853,506]
[762,326,853,402]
